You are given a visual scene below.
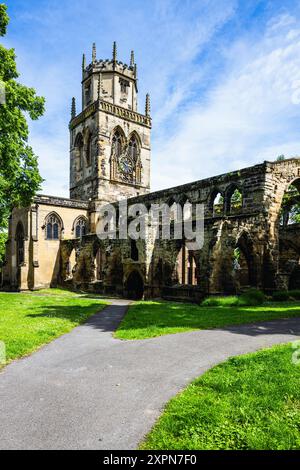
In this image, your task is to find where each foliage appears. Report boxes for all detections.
[0,289,107,367]
[272,291,291,301]
[115,300,300,340]
[272,290,300,301]
[140,344,300,450]
[289,289,300,300]
[280,184,300,225]
[239,288,265,306]
[201,296,239,307]
[0,3,45,228]
[0,228,7,264]
[201,289,265,307]
[0,3,8,36]
[276,154,285,161]
[230,188,243,212]
[213,193,224,215]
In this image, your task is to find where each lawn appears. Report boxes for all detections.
[0,289,107,367]
[140,343,300,450]
[115,300,300,340]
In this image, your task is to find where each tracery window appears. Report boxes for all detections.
[75,217,87,238]
[112,131,122,159]
[118,135,139,183]
[46,213,62,240]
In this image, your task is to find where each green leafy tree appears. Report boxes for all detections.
[280,184,300,225]
[0,3,45,247]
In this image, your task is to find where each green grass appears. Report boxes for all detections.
[0,290,107,366]
[115,300,300,340]
[140,344,300,450]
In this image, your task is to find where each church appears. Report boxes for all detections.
[2,43,300,300]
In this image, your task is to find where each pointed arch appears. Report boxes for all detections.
[15,221,25,266]
[127,130,142,148]
[110,126,126,146]
[44,212,64,240]
[74,132,84,170]
[209,188,224,216]
[72,215,88,238]
[225,183,243,214]
[110,126,126,180]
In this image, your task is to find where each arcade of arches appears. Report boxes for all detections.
[3,160,300,299]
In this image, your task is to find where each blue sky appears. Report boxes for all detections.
[3,0,300,196]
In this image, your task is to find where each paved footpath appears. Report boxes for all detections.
[0,299,299,450]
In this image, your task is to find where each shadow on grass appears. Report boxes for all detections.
[26,303,127,333]
[116,300,300,338]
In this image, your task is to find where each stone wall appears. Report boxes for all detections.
[59,158,300,300]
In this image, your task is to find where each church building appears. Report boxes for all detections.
[2,43,300,300]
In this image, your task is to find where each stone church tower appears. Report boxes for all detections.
[69,42,151,204]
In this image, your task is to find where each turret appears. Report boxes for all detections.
[79,43,140,112]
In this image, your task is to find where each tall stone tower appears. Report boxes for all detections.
[69,42,151,203]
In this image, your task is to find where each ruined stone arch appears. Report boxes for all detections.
[209,188,225,216]
[235,230,257,288]
[172,239,198,286]
[124,268,144,299]
[225,183,243,214]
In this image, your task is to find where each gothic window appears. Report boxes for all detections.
[120,78,129,94]
[212,192,224,216]
[74,217,87,238]
[75,133,84,170]
[112,131,122,159]
[128,136,138,161]
[45,213,62,240]
[226,186,243,214]
[118,134,140,184]
[16,222,25,266]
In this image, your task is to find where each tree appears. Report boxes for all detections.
[0,3,45,248]
[280,184,300,226]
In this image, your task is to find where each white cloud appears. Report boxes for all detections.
[151,12,300,191]
[4,1,300,198]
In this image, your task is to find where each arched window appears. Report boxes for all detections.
[226,186,243,214]
[45,213,62,240]
[280,182,300,226]
[74,217,87,238]
[112,130,122,159]
[16,222,25,266]
[212,192,224,216]
[75,133,84,170]
[128,135,138,162]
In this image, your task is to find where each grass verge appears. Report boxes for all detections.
[115,300,300,340]
[0,289,107,367]
[140,343,300,450]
